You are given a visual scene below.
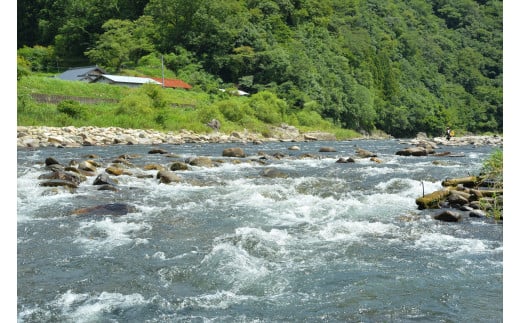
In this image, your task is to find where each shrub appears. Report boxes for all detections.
[117,94,154,115]
[481,149,503,185]
[17,56,31,80]
[17,45,55,72]
[57,100,86,119]
[480,149,503,220]
[216,99,252,122]
[249,91,286,124]
[196,104,225,126]
[140,83,168,108]
[296,110,325,127]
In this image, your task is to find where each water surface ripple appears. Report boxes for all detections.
[17,140,502,322]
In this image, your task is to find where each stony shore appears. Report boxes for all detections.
[16,125,503,148]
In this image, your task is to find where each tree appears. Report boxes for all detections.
[52,0,125,61]
[84,17,155,71]
[144,0,203,52]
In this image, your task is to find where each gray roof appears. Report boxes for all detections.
[58,66,106,81]
[99,75,161,85]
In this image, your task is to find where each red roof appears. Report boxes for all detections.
[149,77,192,89]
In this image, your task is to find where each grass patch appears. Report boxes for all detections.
[17,74,362,138]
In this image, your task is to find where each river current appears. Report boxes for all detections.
[17,139,503,322]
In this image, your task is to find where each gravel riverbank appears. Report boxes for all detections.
[16,125,503,149]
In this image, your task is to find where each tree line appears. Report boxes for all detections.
[17,0,502,137]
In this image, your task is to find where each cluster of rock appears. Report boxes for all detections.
[393,134,504,222]
[395,133,502,157]
[26,126,503,221]
[37,143,378,185]
[17,126,502,149]
[415,176,503,222]
[17,125,338,148]
[34,142,391,216]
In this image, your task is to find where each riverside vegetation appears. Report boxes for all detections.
[17,74,361,140]
[18,0,502,138]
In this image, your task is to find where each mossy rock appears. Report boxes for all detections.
[415,189,451,210]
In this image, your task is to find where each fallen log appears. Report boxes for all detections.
[415,189,451,210]
[441,176,478,187]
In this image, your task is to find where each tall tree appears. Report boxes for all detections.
[84,17,155,72]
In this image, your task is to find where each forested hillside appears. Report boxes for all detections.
[17,0,502,137]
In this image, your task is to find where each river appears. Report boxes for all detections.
[17,139,503,322]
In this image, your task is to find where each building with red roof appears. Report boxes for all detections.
[149,77,192,90]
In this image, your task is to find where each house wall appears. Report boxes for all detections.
[94,79,137,87]
[112,82,142,88]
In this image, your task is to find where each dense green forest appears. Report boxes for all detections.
[17,0,502,137]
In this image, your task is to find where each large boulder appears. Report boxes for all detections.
[78,160,98,172]
[222,147,246,158]
[105,166,130,176]
[187,156,214,167]
[355,148,377,158]
[260,167,289,178]
[396,147,428,156]
[447,191,470,208]
[148,148,169,154]
[433,210,462,222]
[157,170,182,184]
[319,146,337,152]
[170,161,189,171]
[44,157,61,166]
[207,119,221,131]
[71,203,137,216]
[336,157,355,163]
[38,170,84,185]
[143,163,165,171]
[39,179,78,189]
[93,173,119,186]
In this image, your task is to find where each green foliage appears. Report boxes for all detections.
[249,91,287,124]
[479,149,503,220]
[17,56,31,80]
[135,53,173,79]
[18,74,350,137]
[117,94,154,116]
[195,104,225,127]
[57,100,87,119]
[215,99,253,123]
[84,17,155,72]
[18,0,502,137]
[481,149,503,186]
[140,83,168,108]
[18,75,130,98]
[295,110,327,127]
[17,45,56,72]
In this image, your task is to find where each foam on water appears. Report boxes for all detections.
[375,177,442,196]
[73,218,151,252]
[198,243,271,293]
[178,290,256,310]
[17,170,72,222]
[318,220,400,242]
[18,290,150,323]
[54,290,147,323]
[234,227,292,246]
[414,232,498,256]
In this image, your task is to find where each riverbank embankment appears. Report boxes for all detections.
[17,126,503,149]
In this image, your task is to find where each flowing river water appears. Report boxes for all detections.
[17,139,503,322]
